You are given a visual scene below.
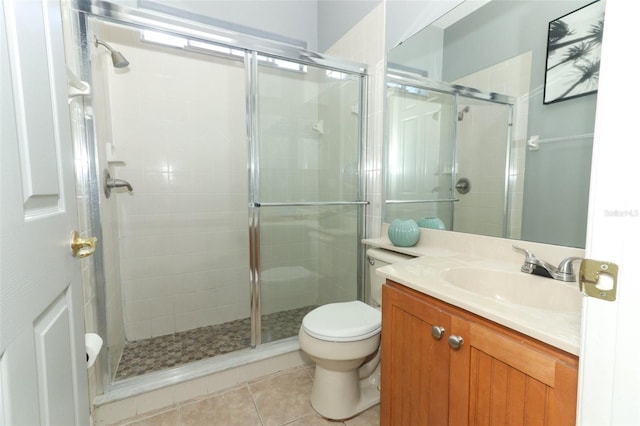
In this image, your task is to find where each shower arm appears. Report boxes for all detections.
[94,36,129,68]
[95,37,115,53]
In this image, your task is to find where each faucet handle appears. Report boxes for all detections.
[512,245,536,273]
[556,256,583,281]
[512,245,535,260]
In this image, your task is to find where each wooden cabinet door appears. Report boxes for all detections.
[381,283,451,426]
[449,316,578,426]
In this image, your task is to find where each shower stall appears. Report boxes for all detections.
[384,70,521,239]
[68,1,367,393]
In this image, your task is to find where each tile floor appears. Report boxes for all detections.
[116,306,317,380]
[113,365,379,425]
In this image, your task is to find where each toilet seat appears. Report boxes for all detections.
[302,301,381,342]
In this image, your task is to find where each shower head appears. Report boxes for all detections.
[94,36,130,68]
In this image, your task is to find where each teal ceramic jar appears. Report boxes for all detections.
[417,216,446,230]
[388,219,420,247]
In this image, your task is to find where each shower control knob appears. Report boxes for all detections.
[431,325,445,340]
[455,177,471,194]
[448,335,464,350]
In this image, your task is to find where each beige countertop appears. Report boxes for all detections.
[363,227,584,356]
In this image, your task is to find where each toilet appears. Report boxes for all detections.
[298,248,414,420]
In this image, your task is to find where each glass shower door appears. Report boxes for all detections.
[254,59,365,344]
[385,85,457,229]
[454,95,513,238]
[384,78,515,238]
[89,20,254,379]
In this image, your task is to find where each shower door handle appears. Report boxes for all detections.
[253,201,369,207]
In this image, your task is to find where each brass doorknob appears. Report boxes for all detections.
[71,231,97,258]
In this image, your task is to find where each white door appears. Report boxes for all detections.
[0,0,90,425]
[578,1,640,424]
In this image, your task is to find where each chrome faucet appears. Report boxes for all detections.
[103,169,134,198]
[512,245,582,282]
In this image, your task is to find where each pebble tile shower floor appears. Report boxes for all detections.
[115,306,317,380]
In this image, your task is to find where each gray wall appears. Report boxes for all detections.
[385,0,463,52]
[387,24,445,79]
[136,1,466,59]
[442,0,597,248]
[142,0,319,49]
[143,0,385,53]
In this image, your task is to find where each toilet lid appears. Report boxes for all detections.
[302,301,381,342]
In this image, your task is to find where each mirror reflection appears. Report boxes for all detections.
[384,0,602,248]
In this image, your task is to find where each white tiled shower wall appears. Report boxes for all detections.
[325,3,387,239]
[97,23,250,341]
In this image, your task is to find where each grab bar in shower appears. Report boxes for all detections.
[252,201,369,207]
[385,199,459,204]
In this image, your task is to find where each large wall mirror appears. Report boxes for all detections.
[384,0,603,248]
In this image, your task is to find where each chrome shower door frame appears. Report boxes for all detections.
[69,0,368,391]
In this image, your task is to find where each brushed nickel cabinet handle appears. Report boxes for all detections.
[448,335,464,350]
[432,325,445,340]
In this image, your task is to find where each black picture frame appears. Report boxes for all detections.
[543,0,605,104]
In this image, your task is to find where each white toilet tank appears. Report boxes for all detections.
[366,248,414,307]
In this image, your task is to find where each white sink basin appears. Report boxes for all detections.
[441,267,583,313]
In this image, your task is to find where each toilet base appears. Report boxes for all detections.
[310,364,380,420]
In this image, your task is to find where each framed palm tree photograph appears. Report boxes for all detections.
[543,0,605,104]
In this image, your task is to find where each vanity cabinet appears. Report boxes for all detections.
[380,280,452,425]
[381,281,579,426]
